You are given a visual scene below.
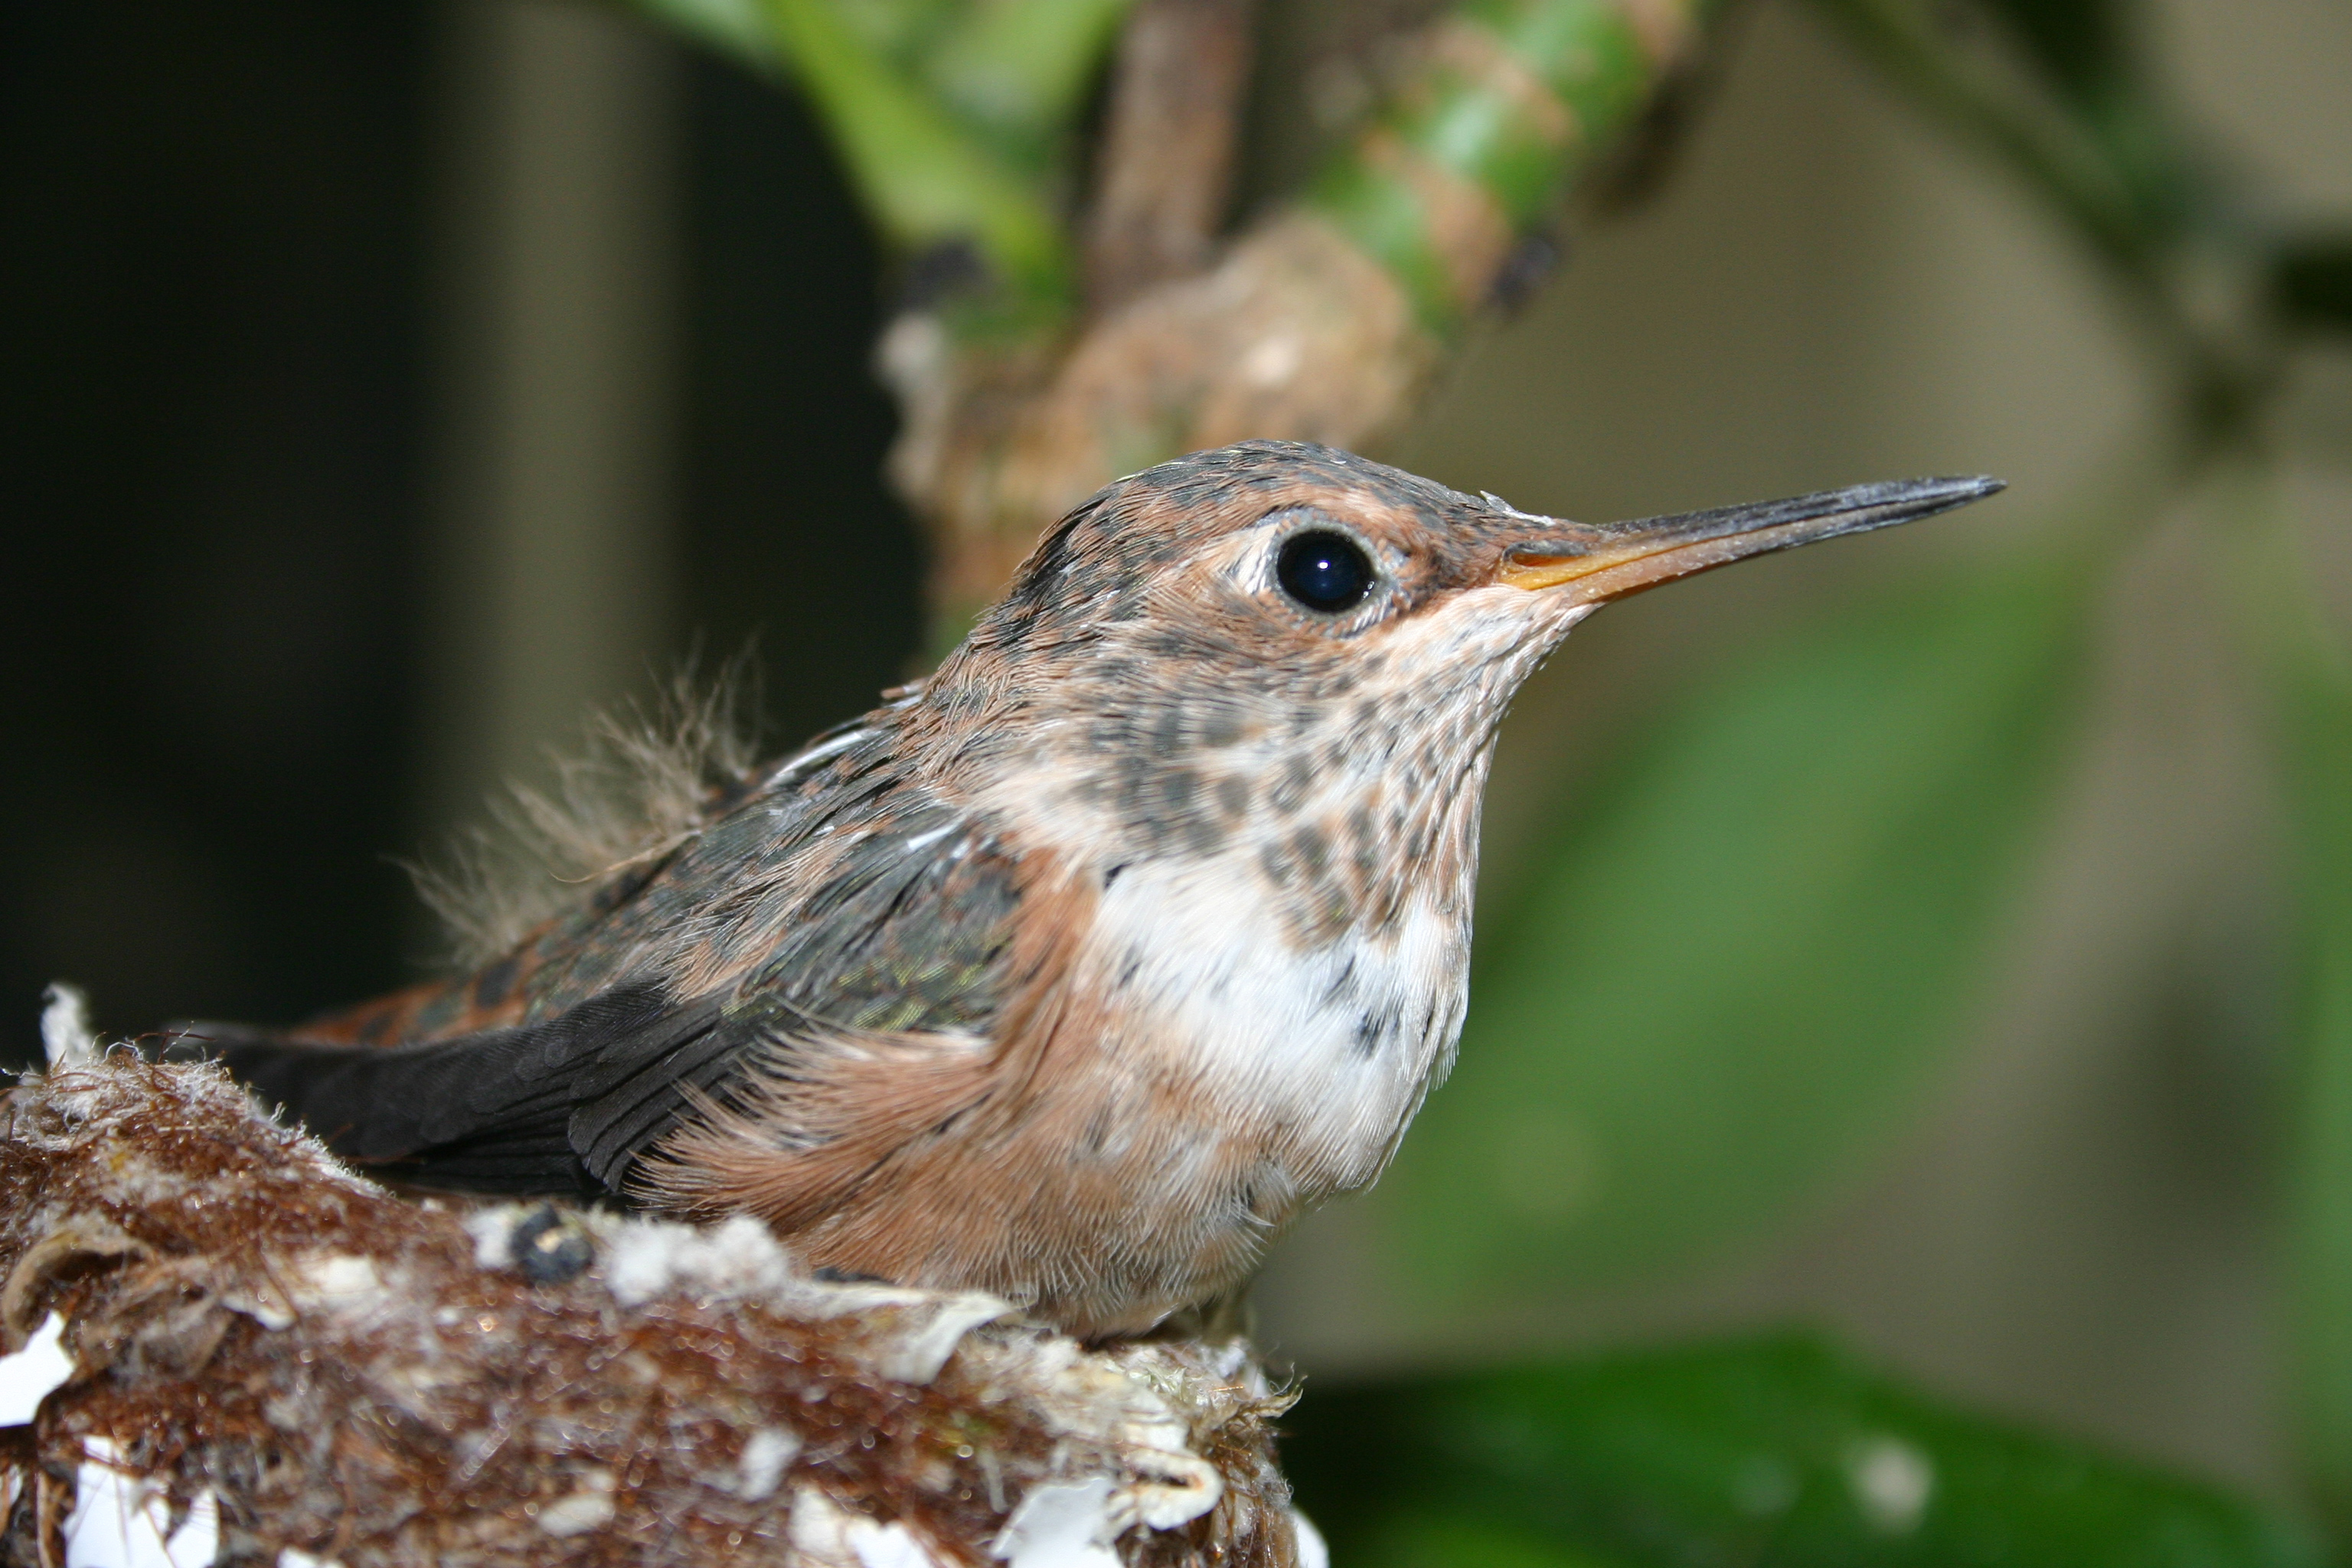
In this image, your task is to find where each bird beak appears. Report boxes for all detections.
[1498,475,2005,605]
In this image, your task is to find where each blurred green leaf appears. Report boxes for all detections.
[1800,0,2200,311]
[1380,558,2090,1297]
[916,0,1138,161]
[1347,1511,1634,1568]
[635,0,782,74]
[1973,0,2125,105]
[629,0,1080,303]
[1282,1335,2331,1568]
[755,0,1074,302]
[634,0,962,78]
[2251,491,2352,1538]
[2275,236,2352,338]
[1968,0,2189,230]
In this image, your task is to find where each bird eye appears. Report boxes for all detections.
[1276,530,1376,614]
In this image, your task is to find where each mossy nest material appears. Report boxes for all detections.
[0,1050,1310,1567]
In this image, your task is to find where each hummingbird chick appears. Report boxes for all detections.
[175,441,1999,1337]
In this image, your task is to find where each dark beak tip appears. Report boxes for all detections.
[1902,473,2007,518]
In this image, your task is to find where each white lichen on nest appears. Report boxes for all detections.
[0,1049,1308,1567]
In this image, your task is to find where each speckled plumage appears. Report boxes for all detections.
[176,441,2000,1336]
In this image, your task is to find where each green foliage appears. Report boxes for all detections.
[2242,495,2352,1539]
[1782,0,2352,1544]
[635,0,1087,304]
[2273,235,2352,338]
[1798,0,2173,289]
[1347,1512,1635,1568]
[639,0,1722,337]
[1975,0,2128,102]
[759,0,1076,302]
[1967,0,2191,238]
[1382,557,2092,1295]
[914,0,1135,160]
[1282,1336,2332,1568]
[639,0,783,66]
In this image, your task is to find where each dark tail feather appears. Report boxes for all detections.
[162,982,714,1200]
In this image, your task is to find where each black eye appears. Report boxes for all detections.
[1276,530,1376,614]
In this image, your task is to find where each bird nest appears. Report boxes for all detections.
[0,1047,1312,1568]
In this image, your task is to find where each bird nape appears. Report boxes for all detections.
[162,441,2001,1337]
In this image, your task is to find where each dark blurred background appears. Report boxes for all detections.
[5,0,2350,1516]
[0,1,920,1059]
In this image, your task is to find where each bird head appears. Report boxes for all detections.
[928,442,2000,942]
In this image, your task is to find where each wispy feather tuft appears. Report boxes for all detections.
[411,663,766,966]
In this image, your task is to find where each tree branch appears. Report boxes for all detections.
[1082,0,1260,315]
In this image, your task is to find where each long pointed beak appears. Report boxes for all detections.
[1498,475,2005,604]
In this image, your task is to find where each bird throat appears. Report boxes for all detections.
[929,588,1586,1203]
